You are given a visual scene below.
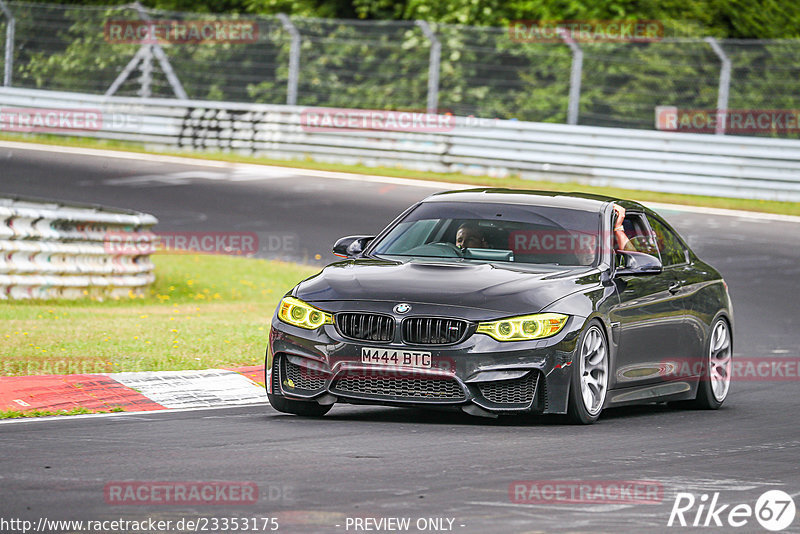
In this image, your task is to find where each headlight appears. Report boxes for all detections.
[277,297,333,329]
[476,313,568,341]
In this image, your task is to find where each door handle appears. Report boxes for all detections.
[668,281,681,294]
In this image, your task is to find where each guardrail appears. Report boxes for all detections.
[0,195,157,299]
[1,87,800,201]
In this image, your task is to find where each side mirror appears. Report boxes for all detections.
[615,251,662,276]
[332,235,375,258]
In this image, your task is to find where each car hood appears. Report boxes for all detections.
[293,258,600,316]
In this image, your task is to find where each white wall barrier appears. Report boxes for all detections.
[0,196,157,300]
[1,87,800,202]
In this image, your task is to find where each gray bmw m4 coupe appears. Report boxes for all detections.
[265,189,733,424]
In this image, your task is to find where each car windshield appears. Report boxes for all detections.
[371,201,600,266]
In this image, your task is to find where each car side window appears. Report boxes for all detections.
[617,212,659,256]
[646,215,687,267]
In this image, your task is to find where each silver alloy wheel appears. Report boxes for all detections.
[709,320,732,402]
[580,325,608,416]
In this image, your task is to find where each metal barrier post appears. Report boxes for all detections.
[277,14,300,106]
[106,45,147,97]
[705,37,731,135]
[558,28,583,126]
[0,0,14,87]
[415,20,441,114]
[138,45,153,98]
[106,3,188,99]
[133,3,187,100]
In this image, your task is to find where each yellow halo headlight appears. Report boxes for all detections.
[476,313,568,341]
[278,297,334,330]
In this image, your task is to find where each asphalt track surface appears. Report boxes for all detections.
[1,143,799,533]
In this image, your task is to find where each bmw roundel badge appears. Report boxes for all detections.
[393,303,412,314]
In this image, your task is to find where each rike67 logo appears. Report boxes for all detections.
[668,490,796,531]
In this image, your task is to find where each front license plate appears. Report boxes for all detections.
[361,347,432,369]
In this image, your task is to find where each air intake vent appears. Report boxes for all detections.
[336,313,395,342]
[478,372,538,406]
[271,355,281,393]
[331,374,465,401]
[284,358,326,392]
[402,317,468,345]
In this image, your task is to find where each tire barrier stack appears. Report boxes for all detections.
[0,196,157,300]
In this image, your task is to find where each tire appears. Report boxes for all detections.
[566,321,609,424]
[266,354,332,417]
[267,392,332,417]
[689,317,732,409]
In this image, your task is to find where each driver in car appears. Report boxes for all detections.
[455,223,489,249]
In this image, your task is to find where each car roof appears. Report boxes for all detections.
[423,188,628,211]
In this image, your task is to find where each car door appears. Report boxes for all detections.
[610,211,686,388]
[644,212,702,371]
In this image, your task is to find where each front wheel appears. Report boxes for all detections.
[566,321,609,424]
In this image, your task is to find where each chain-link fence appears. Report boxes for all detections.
[1,1,800,134]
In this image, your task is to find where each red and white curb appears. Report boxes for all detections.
[0,365,266,415]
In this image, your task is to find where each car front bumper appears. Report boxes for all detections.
[266,309,585,416]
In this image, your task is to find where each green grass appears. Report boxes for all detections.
[0,254,318,376]
[0,406,126,419]
[2,132,799,216]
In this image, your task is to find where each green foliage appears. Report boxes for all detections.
[351,0,800,38]
[0,406,96,419]
[19,0,800,37]
[1,254,318,375]
[15,5,140,94]
[4,1,799,131]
